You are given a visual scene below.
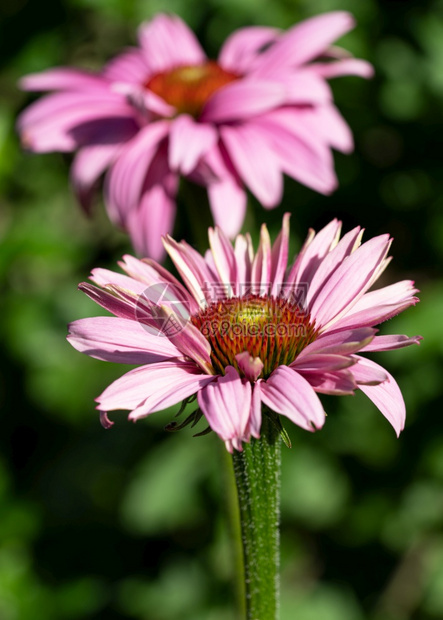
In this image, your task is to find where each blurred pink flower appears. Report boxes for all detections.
[18,12,372,260]
[68,214,421,452]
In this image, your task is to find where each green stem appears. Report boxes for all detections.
[232,413,282,620]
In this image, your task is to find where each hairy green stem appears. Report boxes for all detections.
[232,413,282,620]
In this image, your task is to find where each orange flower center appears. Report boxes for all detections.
[146,61,239,117]
[191,294,317,379]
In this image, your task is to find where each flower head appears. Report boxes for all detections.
[18,12,372,260]
[68,214,421,452]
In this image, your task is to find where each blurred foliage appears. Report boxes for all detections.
[0,0,442,618]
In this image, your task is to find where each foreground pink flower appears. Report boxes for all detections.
[18,12,372,259]
[67,215,421,452]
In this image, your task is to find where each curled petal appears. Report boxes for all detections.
[236,352,264,382]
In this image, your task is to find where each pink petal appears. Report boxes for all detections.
[208,177,247,238]
[313,58,374,79]
[78,282,138,320]
[310,235,392,329]
[300,327,376,357]
[150,305,213,374]
[236,352,264,382]
[119,255,199,313]
[142,90,176,116]
[221,124,283,207]
[218,26,280,73]
[17,91,126,129]
[163,236,215,307]
[169,115,217,175]
[204,144,247,239]
[197,366,253,451]
[351,357,388,385]
[286,219,342,291]
[104,121,170,225]
[306,226,363,306]
[291,353,355,372]
[362,334,422,352]
[352,357,406,436]
[138,14,206,73]
[118,254,169,283]
[249,384,262,438]
[71,142,127,212]
[19,67,109,91]
[200,80,286,123]
[17,92,134,152]
[260,366,326,431]
[129,372,215,420]
[234,234,254,291]
[125,148,178,260]
[102,47,149,83]
[251,223,272,295]
[90,268,147,295]
[118,85,176,117]
[250,115,337,195]
[208,226,237,286]
[332,280,420,330]
[275,70,332,104]
[295,104,354,153]
[97,361,210,413]
[270,213,291,297]
[299,369,357,395]
[67,316,181,364]
[253,11,355,75]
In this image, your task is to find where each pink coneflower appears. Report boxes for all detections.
[67,215,421,452]
[18,12,372,260]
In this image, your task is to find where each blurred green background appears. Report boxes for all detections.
[1,0,442,618]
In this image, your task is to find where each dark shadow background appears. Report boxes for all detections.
[1,0,442,618]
